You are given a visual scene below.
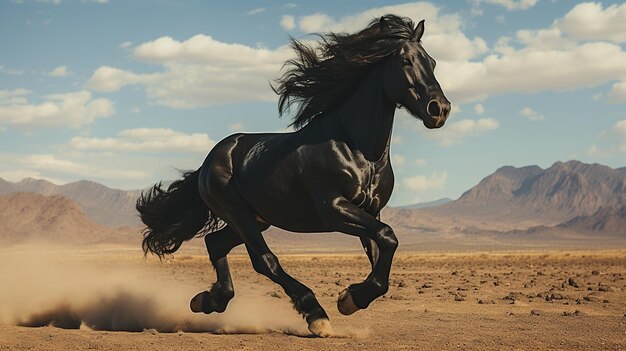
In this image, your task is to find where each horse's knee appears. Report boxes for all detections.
[250,252,283,279]
[375,225,398,251]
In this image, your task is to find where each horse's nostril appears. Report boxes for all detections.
[427,100,441,117]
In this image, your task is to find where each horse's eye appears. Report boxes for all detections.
[401,58,411,66]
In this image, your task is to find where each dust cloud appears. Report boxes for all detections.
[0,247,308,335]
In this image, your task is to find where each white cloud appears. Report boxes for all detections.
[613,119,626,136]
[132,34,289,66]
[70,128,215,153]
[414,159,427,166]
[420,118,499,146]
[612,120,626,153]
[26,154,89,175]
[515,27,576,50]
[0,169,41,182]
[0,169,65,184]
[86,66,158,92]
[440,41,626,104]
[555,2,626,43]
[228,122,244,131]
[434,2,626,105]
[87,35,292,108]
[518,107,544,120]
[48,65,70,77]
[280,15,295,30]
[0,90,114,129]
[0,65,24,75]
[607,81,626,104]
[391,154,406,167]
[24,154,145,179]
[246,7,265,16]
[585,119,626,158]
[585,144,615,158]
[472,0,538,11]
[83,2,626,110]
[586,144,601,157]
[391,135,404,145]
[119,41,132,49]
[299,13,334,33]
[0,89,31,105]
[403,171,447,191]
[474,103,485,115]
[35,0,61,4]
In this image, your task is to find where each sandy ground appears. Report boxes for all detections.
[0,247,625,350]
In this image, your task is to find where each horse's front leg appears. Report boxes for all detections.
[323,198,398,315]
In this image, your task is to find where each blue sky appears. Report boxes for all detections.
[1,0,625,206]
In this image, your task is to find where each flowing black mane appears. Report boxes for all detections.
[274,14,417,129]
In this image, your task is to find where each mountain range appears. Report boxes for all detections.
[0,160,624,247]
[436,161,626,226]
[0,192,137,245]
[0,178,141,227]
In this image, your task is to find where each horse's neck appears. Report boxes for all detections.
[336,65,396,162]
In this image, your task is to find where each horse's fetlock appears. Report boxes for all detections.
[370,279,389,295]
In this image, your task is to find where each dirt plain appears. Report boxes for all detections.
[0,244,625,351]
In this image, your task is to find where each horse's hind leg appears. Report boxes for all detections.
[190,225,244,314]
[215,200,332,336]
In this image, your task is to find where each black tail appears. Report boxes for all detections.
[136,170,223,257]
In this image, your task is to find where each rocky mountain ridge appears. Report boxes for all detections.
[437,160,626,226]
[0,178,141,227]
[0,192,137,245]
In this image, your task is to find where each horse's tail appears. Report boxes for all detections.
[136,169,222,258]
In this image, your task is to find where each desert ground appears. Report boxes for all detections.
[0,244,625,351]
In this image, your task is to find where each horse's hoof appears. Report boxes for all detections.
[337,288,360,315]
[190,291,209,313]
[308,318,334,337]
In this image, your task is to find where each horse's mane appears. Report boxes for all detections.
[273,14,416,130]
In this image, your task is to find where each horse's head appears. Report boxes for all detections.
[382,19,450,129]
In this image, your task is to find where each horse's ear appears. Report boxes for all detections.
[380,16,390,32]
[413,19,425,41]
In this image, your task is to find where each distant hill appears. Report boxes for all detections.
[397,198,452,210]
[436,160,626,226]
[0,178,141,227]
[0,192,138,245]
[557,206,626,236]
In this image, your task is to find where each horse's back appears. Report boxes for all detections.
[198,132,287,195]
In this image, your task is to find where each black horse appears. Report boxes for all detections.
[137,15,450,337]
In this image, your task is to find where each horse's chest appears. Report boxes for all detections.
[349,164,389,214]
